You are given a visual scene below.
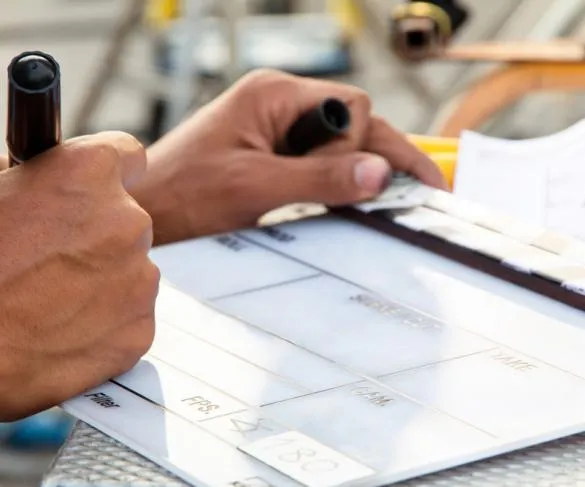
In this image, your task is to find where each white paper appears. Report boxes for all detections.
[454,119,585,240]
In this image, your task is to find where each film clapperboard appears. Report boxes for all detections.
[62,176,585,487]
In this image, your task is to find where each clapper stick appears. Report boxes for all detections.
[281,101,585,311]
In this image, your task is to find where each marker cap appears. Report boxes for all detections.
[7,51,61,165]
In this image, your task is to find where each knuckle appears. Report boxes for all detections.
[135,204,154,234]
[130,284,158,358]
[89,198,151,254]
[144,260,162,297]
[91,144,120,176]
[237,68,294,95]
[123,200,153,244]
[64,139,120,183]
[125,316,156,365]
[95,198,152,254]
[350,87,372,114]
[369,113,389,130]
[115,264,159,371]
[102,130,143,150]
[134,260,160,315]
[104,130,147,168]
[62,131,145,184]
[133,321,156,359]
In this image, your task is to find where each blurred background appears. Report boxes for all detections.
[4,0,585,485]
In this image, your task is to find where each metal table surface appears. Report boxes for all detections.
[42,421,585,487]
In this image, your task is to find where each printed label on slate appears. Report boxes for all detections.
[83,392,121,409]
[239,431,374,487]
[258,227,297,243]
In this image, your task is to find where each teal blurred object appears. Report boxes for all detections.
[0,409,73,450]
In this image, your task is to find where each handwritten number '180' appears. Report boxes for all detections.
[277,448,338,472]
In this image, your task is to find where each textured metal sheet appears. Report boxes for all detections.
[43,421,585,487]
[42,422,186,487]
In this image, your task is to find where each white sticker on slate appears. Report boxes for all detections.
[239,431,375,487]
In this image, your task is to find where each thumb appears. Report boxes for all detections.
[261,151,391,208]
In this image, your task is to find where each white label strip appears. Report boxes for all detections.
[393,206,459,232]
[562,278,585,296]
[531,231,575,254]
[391,200,585,287]
[445,226,523,260]
[472,213,545,244]
[424,189,456,213]
[501,248,567,277]
[560,243,585,266]
[394,183,582,258]
[359,180,585,282]
[239,431,375,487]
[428,191,493,225]
[394,207,531,263]
[540,266,585,284]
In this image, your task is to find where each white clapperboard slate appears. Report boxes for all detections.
[62,183,585,487]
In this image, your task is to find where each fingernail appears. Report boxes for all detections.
[353,155,391,193]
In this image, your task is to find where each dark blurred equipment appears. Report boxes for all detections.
[390,0,469,61]
[253,0,296,15]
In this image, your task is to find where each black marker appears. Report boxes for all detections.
[277,98,350,156]
[6,51,62,167]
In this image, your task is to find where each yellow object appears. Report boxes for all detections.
[145,0,181,29]
[326,0,364,39]
[407,134,459,154]
[407,133,458,189]
[391,1,452,37]
[428,152,457,189]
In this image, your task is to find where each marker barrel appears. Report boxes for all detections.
[278,98,351,156]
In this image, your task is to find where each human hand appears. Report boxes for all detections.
[132,69,447,244]
[0,132,159,421]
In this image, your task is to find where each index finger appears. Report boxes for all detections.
[365,115,448,190]
[235,70,372,152]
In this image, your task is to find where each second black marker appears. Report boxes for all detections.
[277,97,351,156]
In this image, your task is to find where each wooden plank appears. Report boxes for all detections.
[439,40,585,62]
